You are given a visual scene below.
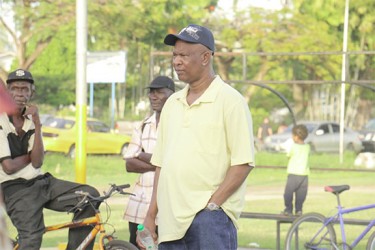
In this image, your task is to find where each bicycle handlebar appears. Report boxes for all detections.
[57,183,132,207]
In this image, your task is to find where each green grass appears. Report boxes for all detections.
[5,152,375,249]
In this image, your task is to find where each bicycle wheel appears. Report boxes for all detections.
[105,239,139,250]
[367,231,375,250]
[285,212,336,250]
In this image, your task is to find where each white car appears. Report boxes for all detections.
[264,121,363,153]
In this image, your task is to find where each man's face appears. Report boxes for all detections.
[148,88,173,112]
[172,40,209,83]
[7,81,34,109]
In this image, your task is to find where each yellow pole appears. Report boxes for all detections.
[75,0,88,183]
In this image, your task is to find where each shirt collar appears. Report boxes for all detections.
[175,75,223,105]
[144,112,157,125]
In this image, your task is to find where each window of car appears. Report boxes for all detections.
[44,117,74,129]
[331,124,340,133]
[88,121,110,133]
[317,124,330,135]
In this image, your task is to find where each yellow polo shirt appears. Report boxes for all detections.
[151,76,255,243]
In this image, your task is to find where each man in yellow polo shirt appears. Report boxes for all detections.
[140,24,255,250]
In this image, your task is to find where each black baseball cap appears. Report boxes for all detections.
[164,24,215,53]
[6,69,34,84]
[145,76,175,92]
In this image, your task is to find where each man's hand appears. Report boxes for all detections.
[23,104,41,127]
[136,217,158,250]
[23,103,44,168]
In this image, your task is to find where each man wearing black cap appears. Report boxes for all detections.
[0,69,100,250]
[123,76,175,248]
[140,25,255,250]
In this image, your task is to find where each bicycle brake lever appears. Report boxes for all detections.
[120,191,135,196]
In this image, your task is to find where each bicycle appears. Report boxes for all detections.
[11,183,138,250]
[284,185,375,250]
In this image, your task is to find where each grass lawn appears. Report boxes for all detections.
[5,151,375,249]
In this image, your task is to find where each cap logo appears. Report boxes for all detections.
[181,26,200,41]
[15,70,26,77]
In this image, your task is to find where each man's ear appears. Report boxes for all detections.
[202,51,212,66]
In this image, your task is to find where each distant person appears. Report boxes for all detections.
[123,76,175,248]
[257,117,273,141]
[0,69,100,249]
[139,24,255,250]
[282,124,310,216]
[277,122,288,134]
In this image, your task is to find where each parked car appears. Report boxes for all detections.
[39,114,54,125]
[42,116,131,158]
[263,121,363,153]
[358,118,375,152]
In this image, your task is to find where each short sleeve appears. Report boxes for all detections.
[123,123,143,159]
[0,129,11,160]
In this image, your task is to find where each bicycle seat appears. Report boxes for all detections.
[324,185,350,194]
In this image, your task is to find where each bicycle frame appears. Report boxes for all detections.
[324,203,375,249]
[12,183,133,250]
[14,211,113,250]
[47,212,114,249]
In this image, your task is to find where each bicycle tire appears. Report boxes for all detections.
[104,239,139,250]
[285,212,337,250]
[367,231,375,250]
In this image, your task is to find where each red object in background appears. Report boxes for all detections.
[0,83,17,114]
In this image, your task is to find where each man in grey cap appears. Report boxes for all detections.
[123,76,175,248]
[140,25,255,250]
[0,69,100,250]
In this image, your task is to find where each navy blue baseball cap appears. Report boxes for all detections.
[7,69,34,84]
[164,24,215,53]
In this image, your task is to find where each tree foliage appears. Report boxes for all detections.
[0,0,373,129]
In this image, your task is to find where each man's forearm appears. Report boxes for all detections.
[1,154,31,175]
[30,124,44,168]
[125,154,155,173]
[209,164,254,206]
[146,166,160,218]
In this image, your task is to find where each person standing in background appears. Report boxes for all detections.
[139,24,255,250]
[282,124,310,216]
[257,117,273,141]
[123,76,175,248]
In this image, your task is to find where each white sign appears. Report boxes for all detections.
[86,51,127,83]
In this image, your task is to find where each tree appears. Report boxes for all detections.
[0,0,75,81]
[203,0,374,128]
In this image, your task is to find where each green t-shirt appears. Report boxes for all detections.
[287,143,310,176]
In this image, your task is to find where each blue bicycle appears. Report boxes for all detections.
[285,185,375,250]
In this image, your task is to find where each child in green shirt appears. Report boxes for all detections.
[282,124,310,216]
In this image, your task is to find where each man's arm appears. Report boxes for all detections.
[1,155,31,175]
[25,104,44,168]
[208,164,254,206]
[125,152,156,173]
[137,166,160,249]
